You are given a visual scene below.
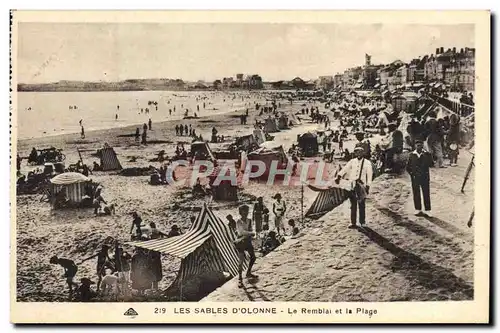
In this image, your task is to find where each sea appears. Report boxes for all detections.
[16,91,257,140]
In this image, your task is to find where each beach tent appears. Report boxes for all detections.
[208,163,244,201]
[305,184,350,219]
[129,203,247,289]
[263,117,280,133]
[253,129,266,145]
[246,143,288,179]
[288,113,302,126]
[191,141,216,161]
[235,134,258,152]
[297,132,319,157]
[49,172,92,208]
[99,146,123,171]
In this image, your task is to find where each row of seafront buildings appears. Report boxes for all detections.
[324,46,475,93]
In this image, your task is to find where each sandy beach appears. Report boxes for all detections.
[15,91,474,303]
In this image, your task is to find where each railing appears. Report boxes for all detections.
[429,94,474,118]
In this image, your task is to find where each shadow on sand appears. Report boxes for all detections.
[240,276,272,302]
[358,226,474,300]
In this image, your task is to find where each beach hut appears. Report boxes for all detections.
[263,117,280,133]
[191,141,216,161]
[49,172,92,208]
[208,163,242,201]
[99,146,123,171]
[277,114,289,130]
[129,203,247,293]
[235,134,258,152]
[297,132,319,157]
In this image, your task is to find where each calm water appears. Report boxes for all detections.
[16,91,256,140]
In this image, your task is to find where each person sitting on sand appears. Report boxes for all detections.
[192,177,207,197]
[167,224,181,238]
[288,219,300,236]
[100,269,120,298]
[79,244,114,292]
[92,161,102,172]
[50,255,79,294]
[260,230,281,256]
[75,277,97,302]
[149,222,168,239]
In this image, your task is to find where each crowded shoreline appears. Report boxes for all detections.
[15,85,475,302]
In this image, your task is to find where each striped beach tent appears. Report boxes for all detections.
[49,172,91,208]
[129,203,247,288]
[99,147,122,171]
[305,184,350,219]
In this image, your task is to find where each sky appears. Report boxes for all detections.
[16,23,474,83]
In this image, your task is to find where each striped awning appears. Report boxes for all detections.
[129,229,212,258]
[305,185,349,219]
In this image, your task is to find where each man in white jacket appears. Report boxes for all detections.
[335,143,374,228]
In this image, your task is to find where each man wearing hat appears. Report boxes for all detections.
[354,131,371,159]
[335,143,373,228]
[406,138,433,217]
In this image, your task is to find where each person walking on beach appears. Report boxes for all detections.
[179,124,184,136]
[135,128,140,143]
[234,204,257,288]
[148,118,152,131]
[175,125,179,136]
[406,138,433,217]
[115,114,118,120]
[184,124,188,135]
[130,212,143,239]
[80,126,85,139]
[79,244,113,292]
[272,193,287,236]
[169,109,172,116]
[50,255,79,295]
[335,143,373,228]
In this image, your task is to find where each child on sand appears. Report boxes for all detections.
[50,255,79,294]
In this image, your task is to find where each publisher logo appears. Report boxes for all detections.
[124,308,139,317]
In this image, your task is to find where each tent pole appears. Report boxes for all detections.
[301,182,304,225]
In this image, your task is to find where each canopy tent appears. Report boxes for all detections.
[99,146,123,171]
[49,172,92,208]
[191,141,216,161]
[129,204,247,290]
[305,185,350,219]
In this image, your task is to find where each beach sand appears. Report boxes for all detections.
[15,93,474,302]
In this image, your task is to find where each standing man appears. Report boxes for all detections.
[406,138,433,217]
[335,143,373,228]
